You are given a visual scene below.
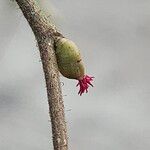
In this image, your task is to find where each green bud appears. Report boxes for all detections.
[55,38,85,80]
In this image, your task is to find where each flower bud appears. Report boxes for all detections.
[55,37,93,95]
[55,37,85,79]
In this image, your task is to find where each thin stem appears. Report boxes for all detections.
[15,0,68,150]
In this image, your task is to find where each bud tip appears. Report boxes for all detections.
[76,75,94,96]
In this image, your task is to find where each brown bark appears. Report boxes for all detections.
[15,0,68,150]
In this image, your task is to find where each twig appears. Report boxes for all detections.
[15,0,68,149]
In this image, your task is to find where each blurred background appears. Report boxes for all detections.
[0,0,150,150]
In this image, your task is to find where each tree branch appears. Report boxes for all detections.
[15,0,68,150]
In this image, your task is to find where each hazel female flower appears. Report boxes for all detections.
[55,37,94,95]
[76,75,94,95]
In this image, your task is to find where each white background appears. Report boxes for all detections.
[0,0,150,150]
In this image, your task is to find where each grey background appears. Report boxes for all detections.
[0,0,150,149]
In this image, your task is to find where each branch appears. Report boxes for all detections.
[15,0,68,150]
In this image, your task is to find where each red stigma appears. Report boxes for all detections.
[76,75,94,96]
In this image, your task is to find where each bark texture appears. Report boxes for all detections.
[15,0,68,150]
